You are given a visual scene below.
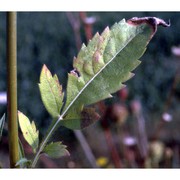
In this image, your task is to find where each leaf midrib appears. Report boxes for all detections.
[45,76,59,114]
[22,121,37,149]
[61,29,142,119]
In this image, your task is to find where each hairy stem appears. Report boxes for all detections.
[7,12,19,168]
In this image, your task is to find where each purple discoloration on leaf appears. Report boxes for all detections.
[70,69,79,77]
[80,107,100,129]
[93,51,101,62]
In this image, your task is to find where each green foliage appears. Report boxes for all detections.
[39,64,64,118]
[43,142,69,159]
[63,20,144,127]
[15,158,31,168]
[59,107,100,129]
[0,13,177,128]
[0,113,5,141]
[0,12,176,132]
[17,16,170,168]
[39,17,168,130]
[18,111,39,153]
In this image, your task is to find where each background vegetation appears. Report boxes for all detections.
[0,12,179,168]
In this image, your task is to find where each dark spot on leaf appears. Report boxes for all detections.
[80,107,100,129]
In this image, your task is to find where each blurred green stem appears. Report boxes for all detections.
[7,12,19,168]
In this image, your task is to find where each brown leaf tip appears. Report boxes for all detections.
[127,17,170,33]
[128,17,170,26]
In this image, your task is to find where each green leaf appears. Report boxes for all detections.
[15,158,31,168]
[60,107,100,129]
[60,17,169,129]
[0,113,5,141]
[18,111,39,153]
[39,64,64,119]
[43,142,70,159]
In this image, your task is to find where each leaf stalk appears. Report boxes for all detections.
[31,116,62,168]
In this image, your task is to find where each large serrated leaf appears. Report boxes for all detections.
[18,111,39,153]
[39,64,64,118]
[60,17,169,129]
[0,113,5,141]
[43,141,69,159]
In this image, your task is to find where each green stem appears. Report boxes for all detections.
[6,12,19,168]
[31,117,62,168]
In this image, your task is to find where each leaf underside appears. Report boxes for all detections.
[39,65,64,119]
[39,17,169,130]
[43,141,70,159]
[18,111,39,153]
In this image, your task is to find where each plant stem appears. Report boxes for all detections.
[6,12,19,168]
[74,130,98,168]
[153,68,180,140]
[104,128,122,168]
[31,117,61,168]
[66,12,82,50]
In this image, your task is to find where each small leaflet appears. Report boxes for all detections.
[18,111,39,153]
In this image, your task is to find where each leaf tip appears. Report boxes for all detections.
[65,149,70,156]
[127,17,170,35]
[105,26,110,31]
[18,111,23,119]
[128,72,135,80]
[42,64,48,70]
[41,64,48,76]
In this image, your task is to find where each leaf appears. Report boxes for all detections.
[18,111,39,153]
[0,113,5,141]
[39,64,64,118]
[15,158,31,168]
[43,142,70,159]
[60,107,100,129]
[59,17,169,129]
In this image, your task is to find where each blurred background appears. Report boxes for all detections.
[0,12,180,168]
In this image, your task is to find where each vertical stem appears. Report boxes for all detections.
[66,12,82,50]
[74,130,98,168]
[104,128,122,168]
[6,12,19,168]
